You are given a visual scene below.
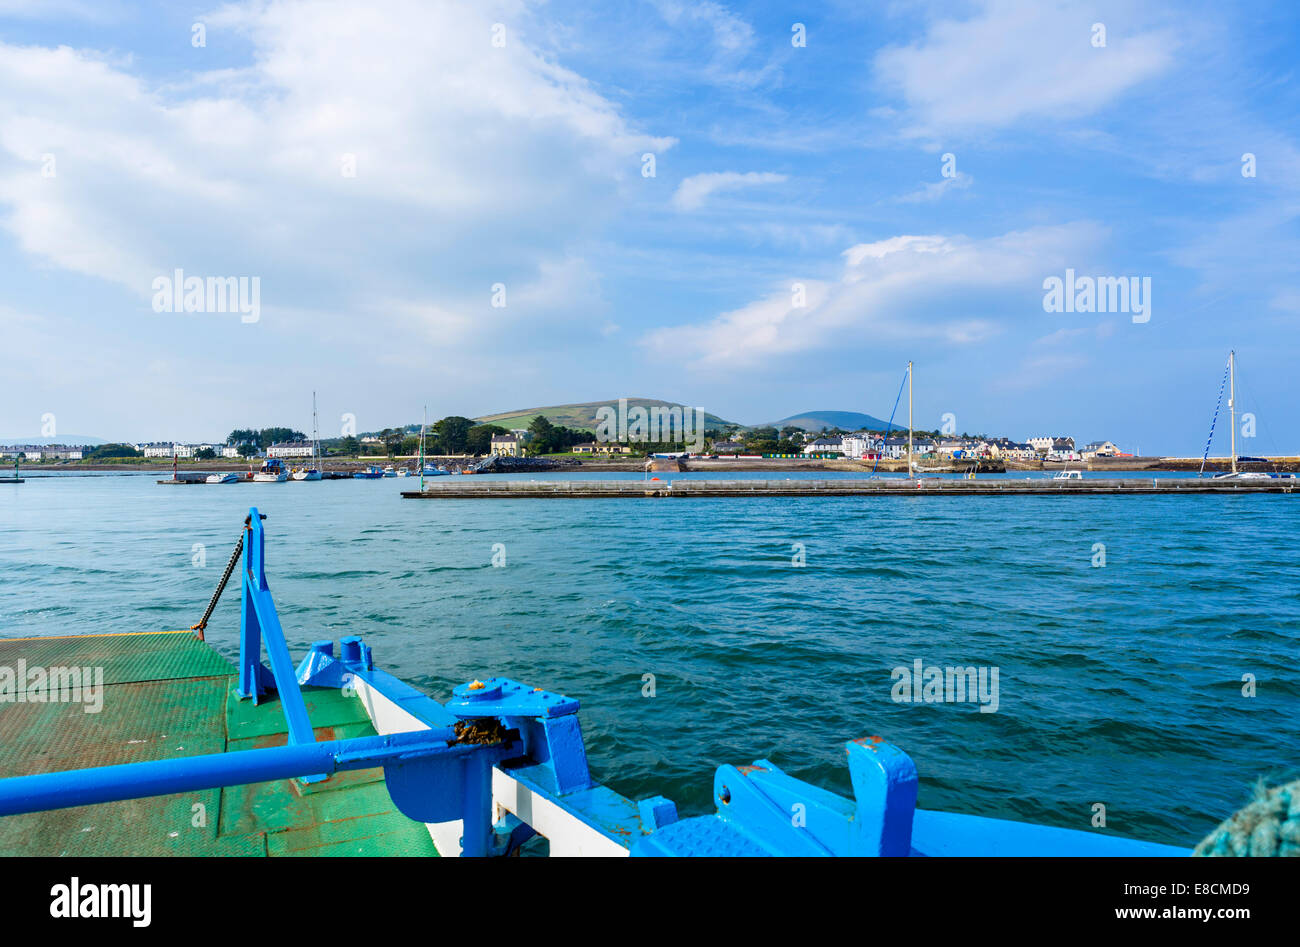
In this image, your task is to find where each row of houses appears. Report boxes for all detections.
[792,433,1124,462]
[133,441,243,459]
[1028,437,1126,462]
[0,444,87,460]
[137,441,325,459]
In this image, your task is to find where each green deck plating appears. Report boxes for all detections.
[0,631,437,857]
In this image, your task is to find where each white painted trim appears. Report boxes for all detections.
[351,676,629,858]
[492,768,629,857]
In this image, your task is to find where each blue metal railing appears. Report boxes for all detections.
[0,728,462,817]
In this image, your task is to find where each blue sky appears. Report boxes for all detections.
[1,0,1297,454]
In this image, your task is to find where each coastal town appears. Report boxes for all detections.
[0,429,1127,465]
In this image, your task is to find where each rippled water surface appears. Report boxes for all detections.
[2,470,1297,847]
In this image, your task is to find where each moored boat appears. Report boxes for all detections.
[291,392,324,480]
[353,465,384,479]
[1204,350,1295,481]
[253,458,289,482]
[205,472,239,484]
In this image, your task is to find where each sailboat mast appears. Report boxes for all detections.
[907,360,914,476]
[419,406,427,491]
[311,391,320,463]
[1228,350,1237,474]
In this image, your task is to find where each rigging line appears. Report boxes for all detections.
[1199,358,1230,477]
[871,369,910,477]
[1232,355,1280,463]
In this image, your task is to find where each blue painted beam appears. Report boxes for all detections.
[0,728,468,818]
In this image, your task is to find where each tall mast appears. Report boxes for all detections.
[419,406,427,491]
[1228,350,1237,475]
[311,391,320,463]
[907,360,914,476]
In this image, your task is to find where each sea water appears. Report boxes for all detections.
[1,470,1296,847]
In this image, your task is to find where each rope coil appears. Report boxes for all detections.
[1194,778,1300,856]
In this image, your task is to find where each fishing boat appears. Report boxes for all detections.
[422,464,450,476]
[382,465,398,478]
[1051,469,1083,481]
[0,506,1200,858]
[205,472,240,484]
[353,465,384,479]
[292,393,324,480]
[396,467,410,477]
[253,458,289,482]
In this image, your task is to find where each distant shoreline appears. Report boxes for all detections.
[14,455,1300,473]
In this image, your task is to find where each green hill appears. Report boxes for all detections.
[767,410,895,432]
[474,399,737,433]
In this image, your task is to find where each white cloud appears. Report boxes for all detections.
[641,223,1107,368]
[895,171,973,203]
[874,0,1178,138]
[0,0,672,342]
[651,1,778,87]
[671,171,788,211]
[655,1,753,54]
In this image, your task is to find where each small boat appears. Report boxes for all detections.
[292,393,324,480]
[205,472,239,484]
[396,468,410,477]
[422,464,450,477]
[1052,469,1083,480]
[382,466,398,478]
[353,465,385,479]
[1213,471,1274,481]
[253,458,289,482]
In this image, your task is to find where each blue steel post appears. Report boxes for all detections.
[235,510,321,778]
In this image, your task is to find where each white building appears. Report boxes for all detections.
[1029,435,1075,453]
[221,446,241,458]
[841,433,882,459]
[801,436,844,455]
[267,441,315,458]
